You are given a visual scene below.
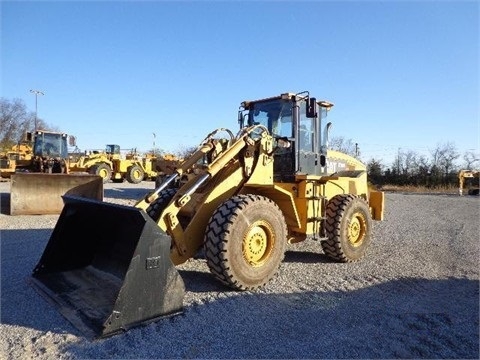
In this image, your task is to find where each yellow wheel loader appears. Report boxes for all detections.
[0,143,33,178]
[111,150,178,184]
[69,144,118,183]
[154,153,186,187]
[9,130,103,215]
[458,169,480,195]
[70,145,160,184]
[110,151,159,184]
[30,92,384,338]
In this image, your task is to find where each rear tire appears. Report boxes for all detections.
[126,165,144,184]
[321,194,372,262]
[204,194,287,290]
[89,163,111,183]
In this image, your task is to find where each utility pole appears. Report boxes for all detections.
[30,89,44,132]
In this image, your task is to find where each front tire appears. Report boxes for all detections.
[204,194,287,290]
[89,163,111,183]
[146,188,177,222]
[126,165,144,184]
[321,194,372,262]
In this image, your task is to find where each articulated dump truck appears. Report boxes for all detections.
[30,92,385,338]
[9,130,103,215]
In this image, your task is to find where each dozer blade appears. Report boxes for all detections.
[10,173,103,215]
[29,195,185,339]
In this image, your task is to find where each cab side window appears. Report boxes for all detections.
[298,101,314,152]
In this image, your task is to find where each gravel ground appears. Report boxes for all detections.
[0,180,479,359]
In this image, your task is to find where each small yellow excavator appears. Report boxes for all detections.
[29,92,384,338]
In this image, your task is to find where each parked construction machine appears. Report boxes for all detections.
[154,153,185,186]
[10,130,103,215]
[69,144,119,182]
[69,144,159,183]
[110,150,159,184]
[0,143,33,178]
[30,91,384,338]
[458,169,480,195]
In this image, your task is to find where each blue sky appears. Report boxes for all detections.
[1,0,478,167]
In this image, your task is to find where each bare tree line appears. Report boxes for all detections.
[329,135,479,187]
[0,98,57,150]
[365,146,479,188]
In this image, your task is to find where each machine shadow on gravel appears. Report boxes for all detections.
[0,192,10,214]
[283,250,333,264]
[178,269,236,293]
[60,277,478,359]
[179,252,334,292]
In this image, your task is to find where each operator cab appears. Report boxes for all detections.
[31,130,69,159]
[239,92,333,182]
[105,144,121,155]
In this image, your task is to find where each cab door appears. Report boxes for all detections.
[295,99,318,175]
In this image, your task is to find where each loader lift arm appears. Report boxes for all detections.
[139,127,253,206]
[136,125,273,263]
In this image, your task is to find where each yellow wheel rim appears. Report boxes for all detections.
[242,220,275,267]
[99,168,109,180]
[347,211,367,247]
[132,169,142,180]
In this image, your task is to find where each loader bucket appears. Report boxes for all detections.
[29,195,185,339]
[10,173,103,215]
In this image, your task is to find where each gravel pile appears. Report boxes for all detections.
[0,181,478,359]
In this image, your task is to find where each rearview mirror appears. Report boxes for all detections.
[320,154,326,167]
[306,98,317,118]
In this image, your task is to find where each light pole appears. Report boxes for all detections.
[30,89,44,131]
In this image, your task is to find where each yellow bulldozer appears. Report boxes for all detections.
[29,92,385,338]
[9,130,103,215]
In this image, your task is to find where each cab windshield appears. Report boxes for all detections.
[247,97,314,153]
[248,99,293,138]
[33,133,68,158]
[106,145,120,154]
